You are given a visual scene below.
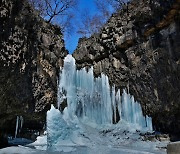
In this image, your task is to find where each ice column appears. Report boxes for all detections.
[15,116,19,138]
[15,116,23,138]
[121,90,152,130]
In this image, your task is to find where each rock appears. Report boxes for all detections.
[0,0,67,144]
[167,141,180,154]
[0,133,8,148]
[41,34,51,46]
[73,0,180,136]
[102,33,108,39]
[116,35,126,45]
[112,58,121,69]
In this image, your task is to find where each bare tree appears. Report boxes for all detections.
[94,0,111,19]
[29,0,45,15]
[29,0,77,23]
[77,9,104,37]
[59,12,75,35]
[77,0,129,37]
[77,9,93,37]
[94,0,129,13]
[106,0,129,10]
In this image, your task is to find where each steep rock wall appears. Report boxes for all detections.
[73,0,180,136]
[0,0,67,144]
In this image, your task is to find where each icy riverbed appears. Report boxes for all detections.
[0,124,168,154]
[0,120,169,154]
[0,114,168,154]
[0,116,168,154]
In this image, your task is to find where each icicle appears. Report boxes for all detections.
[15,116,19,138]
[120,90,152,130]
[146,115,153,131]
[15,116,24,138]
[20,116,23,131]
[111,86,116,123]
[116,89,121,120]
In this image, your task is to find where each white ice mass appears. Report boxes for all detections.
[46,54,155,152]
[57,54,152,130]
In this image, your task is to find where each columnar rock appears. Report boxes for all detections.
[0,0,67,141]
[73,0,180,136]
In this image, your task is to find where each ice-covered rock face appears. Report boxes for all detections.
[57,54,152,130]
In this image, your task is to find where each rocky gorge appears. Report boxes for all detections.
[0,0,179,150]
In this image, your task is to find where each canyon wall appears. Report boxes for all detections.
[0,0,67,145]
[73,0,180,136]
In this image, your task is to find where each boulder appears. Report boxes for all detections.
[167,142,180,154]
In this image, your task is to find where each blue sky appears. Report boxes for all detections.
[64,0,99,54]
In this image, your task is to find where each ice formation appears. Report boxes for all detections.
[57,54,152,130]
[15,116,23,138]
[46,54,153,151]
[47,105,75,151]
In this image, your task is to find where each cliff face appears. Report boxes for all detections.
[73,0,180,136]
[0,0,67,143]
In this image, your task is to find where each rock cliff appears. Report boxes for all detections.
[73,0,180,137]
[0,0,67,146]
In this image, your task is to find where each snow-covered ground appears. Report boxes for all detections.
[0,105,168,154]
[0,144,166,154]
[0,122,168,154]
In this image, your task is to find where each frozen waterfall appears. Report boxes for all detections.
[57,54,152,131]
